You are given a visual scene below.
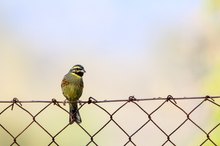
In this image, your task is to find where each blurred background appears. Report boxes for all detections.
[0,0,220,145]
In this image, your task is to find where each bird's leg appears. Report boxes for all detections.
[63,99,68,106]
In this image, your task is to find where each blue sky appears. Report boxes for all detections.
[0,0,201,53]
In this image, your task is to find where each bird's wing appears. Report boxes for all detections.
[61,77,70,88]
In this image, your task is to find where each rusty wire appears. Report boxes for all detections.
[0,95,220,146]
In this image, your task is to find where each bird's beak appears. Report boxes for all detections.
[82,69,86,73]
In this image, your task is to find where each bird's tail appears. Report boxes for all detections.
[69,102,82,124]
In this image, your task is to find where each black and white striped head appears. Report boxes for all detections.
[69,64,86,77]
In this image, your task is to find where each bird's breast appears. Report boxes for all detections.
[61,74,84,101]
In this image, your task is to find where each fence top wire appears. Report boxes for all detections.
[0,95,219,104]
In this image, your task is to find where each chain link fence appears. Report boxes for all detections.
[0,95,220,146]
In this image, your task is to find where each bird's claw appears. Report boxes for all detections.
[63,99,68,106]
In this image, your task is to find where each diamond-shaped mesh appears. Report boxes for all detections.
[0,96,220,146]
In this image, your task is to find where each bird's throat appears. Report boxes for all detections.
[71,72,84,77]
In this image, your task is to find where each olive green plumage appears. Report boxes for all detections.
[61,65,85,124]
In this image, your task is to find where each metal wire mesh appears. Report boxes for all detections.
[0,95,220,146]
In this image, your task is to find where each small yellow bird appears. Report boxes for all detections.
[61,65,86,124]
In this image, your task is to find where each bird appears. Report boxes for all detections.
[61,64,86,124]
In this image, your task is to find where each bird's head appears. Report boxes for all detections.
[69,64,86,77]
